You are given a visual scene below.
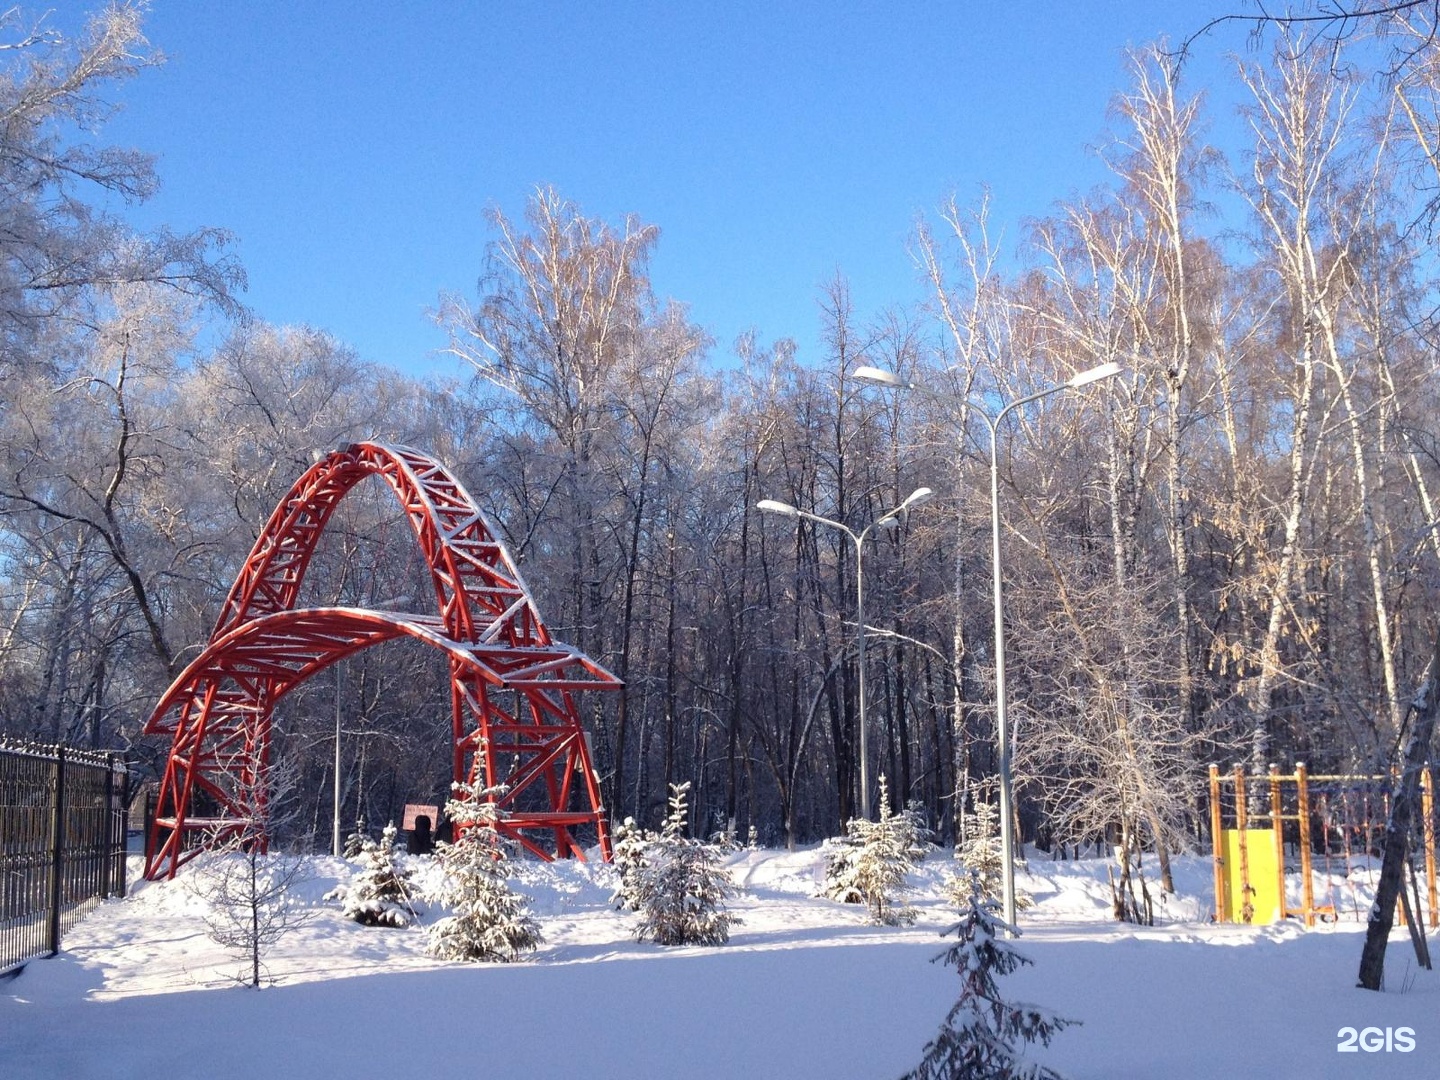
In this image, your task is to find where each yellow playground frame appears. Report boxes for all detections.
[1208,764,1439,928]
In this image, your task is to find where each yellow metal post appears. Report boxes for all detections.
[1297,763,1314,927]
[1423,765,1437,930]
[1235,766,1253,922]
[1270,765,1286,920]
[1210,765,1224,922]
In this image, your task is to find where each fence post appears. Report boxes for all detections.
[47,745,67,957]
[1209,764,1224,922]
[1234,765,1253,922]
[118,759,129,899]
[1269,765,1286,921]
[100,755,114,899]
[1297,763,1315,927]
[1423,764,1436,929]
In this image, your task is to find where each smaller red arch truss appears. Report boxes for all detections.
[144,442,618,879]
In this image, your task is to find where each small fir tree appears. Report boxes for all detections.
[822,776,929,924]
[610,815,654,912]
[946,798,1032,911]
[902,871,1077,1080]
[821,837,864,904]
[426,782,543,963]
[899,797,935,863]
[341,822,419,928]
[634,782,739,946]
[342,819,368,860]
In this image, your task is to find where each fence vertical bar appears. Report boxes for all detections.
[1234,765,1253,922]
[1297,763,1315,926]
[117,761,129,899]
[1423,764,1437,929]
[47,746,66,957]
[1209,764,1224,922]
[1269,765,1286,920]
[99,755,114,900]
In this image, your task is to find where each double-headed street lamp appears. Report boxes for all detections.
[757,486,934,820]
[853,361,1121,926]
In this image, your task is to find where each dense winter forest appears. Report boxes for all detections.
[8,5,1440,876]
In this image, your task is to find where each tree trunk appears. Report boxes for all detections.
[1358,626,1440,991]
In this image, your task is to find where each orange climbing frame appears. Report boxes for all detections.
[144,442,618,878]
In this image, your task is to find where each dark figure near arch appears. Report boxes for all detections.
[407,815,435,856]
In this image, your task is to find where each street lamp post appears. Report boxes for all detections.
[854,361,1120,925]
[334,663,343,857]
[333,593,413,858]
[757,486,933,819]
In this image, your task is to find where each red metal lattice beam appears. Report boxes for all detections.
[143,443,618,879]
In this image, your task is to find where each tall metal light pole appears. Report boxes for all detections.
[334,661,344,857]
[854,361,1120,924]
[757,486,933,819]
[333,593,412,858]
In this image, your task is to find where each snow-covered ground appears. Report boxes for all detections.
[3,847,1437,1079]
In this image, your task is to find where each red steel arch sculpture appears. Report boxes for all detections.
[144,442,617,879]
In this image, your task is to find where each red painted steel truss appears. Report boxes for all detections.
[144,442,618,879]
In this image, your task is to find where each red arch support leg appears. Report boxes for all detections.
[143,443,618,879]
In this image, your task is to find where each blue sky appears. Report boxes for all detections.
[94,2,1241,380]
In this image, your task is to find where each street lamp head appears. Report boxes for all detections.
[900,486,934,510]
[756,498,800,517]
[852,365,903,387]
[1067,361,1122,388]
[876,486,935,527]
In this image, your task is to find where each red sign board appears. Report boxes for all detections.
[403,803,440,830]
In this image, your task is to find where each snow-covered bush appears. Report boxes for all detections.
[338,822,419,928]
[902,871,1077,1080]
[633,782,738,946]
[945,798,1031,912]
[425,782,543,963]
[821,776,929,925]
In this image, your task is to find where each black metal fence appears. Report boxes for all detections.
[1,740,129,976]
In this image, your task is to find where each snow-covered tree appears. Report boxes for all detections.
[192,840,311,988]
[610,815,653,912]
[946,798,1031,912]
[903,871,1077,1080]
[426,782,542,963]
[340,822,418,928]
[342,819,368,860]
[819,838,857,898]
[188,760,311,988]
[822,775,929,925]
[634,782,738,946]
